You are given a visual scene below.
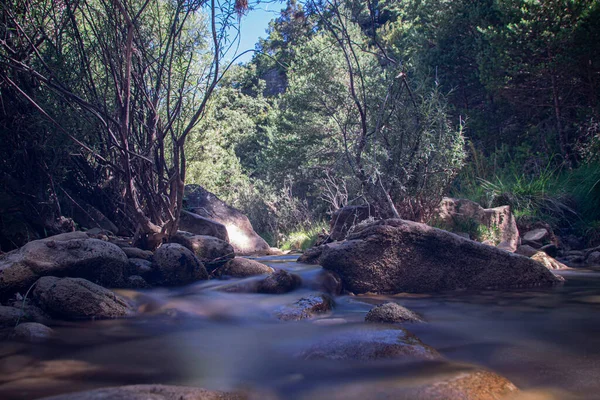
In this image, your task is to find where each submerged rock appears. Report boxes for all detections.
[300,219,563,294]
[212,258,274,278]
[150,243,208,286]
[0,236,128,300]
[275,294,333,321]
[33,276,134,320]
[170,232,234,270]
[365,302,423,323]
[256,269,302,294]
[40,384,250,400]
[296,368,518,400]
[298,325,440,361]
[12,322,54,342]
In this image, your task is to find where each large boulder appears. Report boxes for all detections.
[170,232,234,271]
[300,219,563,294]
[150,243,208,286]
[179,210,229,242]
[0,235,128,300]
[184,185,271,255]
[40,385,250,400]
[435,197,519,252]
[212,257,274,278]
[32,276,134,320]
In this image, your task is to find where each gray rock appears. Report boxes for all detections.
[128,258,153,277]
[179,210,229,242]
[184,185,271,255]
[275,295,333,321]
[126,275,150,289]
[39,385,249,400]
[170,232,234,270]
[365,302,423,323]
[587,251,600,266]
[212,258,274,278]
[150,243,208,286]
[0,305,24,327]
[516,244,539,257]
[256,269,302,294]
[33,276,134,320]
[298,325,440,361]
[300,219,563,294]
[13,322,54,342]
[0,237,128,300]
[523,228,549,243]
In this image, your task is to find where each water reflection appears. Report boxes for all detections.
[1,256,600,399]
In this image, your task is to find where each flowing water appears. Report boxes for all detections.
[2,255,600,399]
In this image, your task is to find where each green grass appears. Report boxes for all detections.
[280,222,329,252]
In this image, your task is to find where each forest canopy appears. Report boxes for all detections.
[1,0,599,250]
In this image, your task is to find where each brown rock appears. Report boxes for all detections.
[39,385,250,400]
[301,219,563,294]
[531,252,569,270]
[275,295,333,321]
[212,258,274,278]
[256,269,302,294]
[296,368,518,400]
[33,276,134,320]
[365,302,423,323]
[151,243,208,286]
[170,232,234,270]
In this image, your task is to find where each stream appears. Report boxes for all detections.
[2,255,600,399]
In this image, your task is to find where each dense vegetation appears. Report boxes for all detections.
[1,0,599,250]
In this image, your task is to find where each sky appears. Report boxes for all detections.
[227,3,282,64]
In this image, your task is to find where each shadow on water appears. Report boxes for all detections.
[1,256,600,399]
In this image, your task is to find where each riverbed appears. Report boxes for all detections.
[1,255,599,399]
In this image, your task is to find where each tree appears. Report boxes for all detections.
[0,0,249,248]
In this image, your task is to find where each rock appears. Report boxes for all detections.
[516,245,539,257]
[531,252,569,270]
[33,276,134,320]
[122,247,153,261]
[0,237,128,300]
[179,210,229,242]
[128,258,153,277]
[275,295,333,321]
[0,305,24,327]
[329,205,377,242]
[150,243,208,286]
[365,302,423,323]
[297,246,324,264]
[309,270,343,295]
[587,251,600,266]
[300,219,563,294]
[560,234,585,250]
[212,258,274,278]
[12,322,54,342]
[170,232,234,271]
[43,231,90,241]
[523,228,550,244]
[435,198,520,252]
[298,325,440,361]
[540,243,559,258]
[296,368,518,400]
[126,275,150,289]
[256,269,302,294]
[184,185,271,255]
[39,385,249,400]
